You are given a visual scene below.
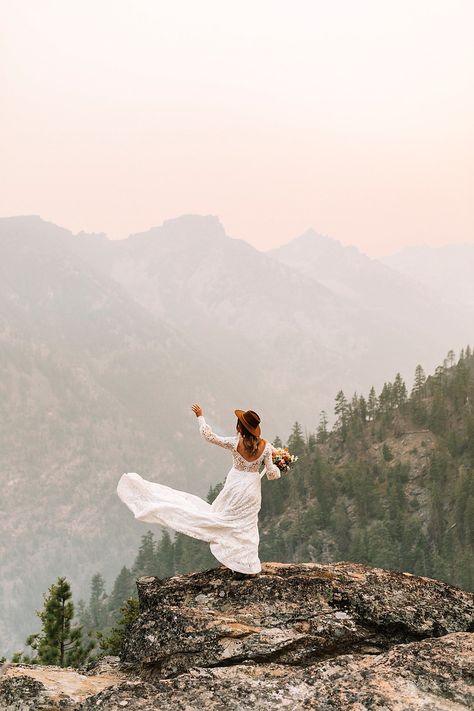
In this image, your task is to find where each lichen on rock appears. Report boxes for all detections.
[122,562,474,679]
[1,563,473,710]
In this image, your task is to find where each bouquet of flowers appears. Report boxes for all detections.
[272,447,298,474]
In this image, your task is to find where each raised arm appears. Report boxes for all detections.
[263,443,281,480]
[191,403,236,450]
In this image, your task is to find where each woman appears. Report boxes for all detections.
[116,404,281,575]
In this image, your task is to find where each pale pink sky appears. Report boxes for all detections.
[1,1,473,257]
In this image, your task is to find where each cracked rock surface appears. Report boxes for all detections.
[1,563,473,710]
[78,632,474,710]
[123,562,474,678]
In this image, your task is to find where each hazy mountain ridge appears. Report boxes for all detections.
[73,214,358,416]
[73,213,473,406]
[268,228,467,322]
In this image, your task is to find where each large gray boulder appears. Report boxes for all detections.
[122,562,474,679]
[78,632,474,710]
[2,563,473,710]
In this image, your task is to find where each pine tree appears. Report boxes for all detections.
[24,577,91,667]
[132,531,157,578]
[108,566,135,623]
[287,421,305,459]
[367,386,378,422]
[392,373,407,407]
[307,432,317,452]
[411,364,427,425]
[155,530,175,578]
[358,395,368,422]
[88,573,108,630]
[316,411,329,443]
[99,598,140,656]
[411,364,426,397]
[334,391,350,439]
[378,382,393,413]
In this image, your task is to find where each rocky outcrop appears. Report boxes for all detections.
[77,632,474,710]
[1,563,473,710]
[122,561,474,678]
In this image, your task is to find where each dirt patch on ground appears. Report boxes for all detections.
[3,662,127,703]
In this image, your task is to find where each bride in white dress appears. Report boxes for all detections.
[116,404,281,575]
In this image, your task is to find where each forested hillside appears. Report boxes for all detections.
[52,346,473,664]
[259,348,474,592]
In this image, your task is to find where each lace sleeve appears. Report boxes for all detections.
[263,443,281,480]
[197,415,236,450]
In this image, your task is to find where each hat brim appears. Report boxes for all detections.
[234,409,261,437]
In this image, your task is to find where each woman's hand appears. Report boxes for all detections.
[191,403,203,418]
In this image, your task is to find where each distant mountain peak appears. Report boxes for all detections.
[296,228,337,244]
[270,228,366,263]
[129,214,228,244]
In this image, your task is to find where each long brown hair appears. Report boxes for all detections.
[236,418,260,456]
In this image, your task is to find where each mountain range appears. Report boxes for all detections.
[0,213,472,654]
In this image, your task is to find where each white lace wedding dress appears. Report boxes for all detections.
[116,415,281,574]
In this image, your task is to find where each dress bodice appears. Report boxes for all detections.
[197,415,281,479]
[231,438,269,472]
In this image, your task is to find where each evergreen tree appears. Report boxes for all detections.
[378,382,393,413]
[88,573,108,630]
[287,421,305,458]
[411,364,427,424]
[155,531,175,578]
[334,391,350,439]
[108,566,135,623]
[367,386,378,421]
[132,531,157,578]
[306,432,317,453]
[316,411,329,443]
[99,598,140,656]
[358,395,368,423]
[392,373,407,407]
[411,364,426,397]
[22,577,92,667]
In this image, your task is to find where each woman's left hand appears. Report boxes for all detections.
[191,403,203,417]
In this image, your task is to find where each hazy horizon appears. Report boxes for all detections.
[4,211,474,260]
[2,1,473,258]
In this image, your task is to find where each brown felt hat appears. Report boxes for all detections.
[234,409,261,437]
